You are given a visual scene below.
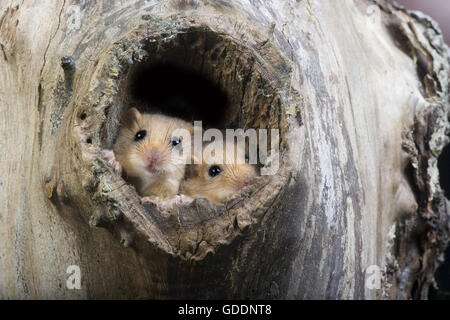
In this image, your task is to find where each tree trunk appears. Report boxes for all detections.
[0,0,449,299]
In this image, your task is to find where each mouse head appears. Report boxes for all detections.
[114,108,193,179]
[183,140,257,203]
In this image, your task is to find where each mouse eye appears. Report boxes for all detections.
[134,130,147,141]
[170,138,181,148]
[208,165,222,177]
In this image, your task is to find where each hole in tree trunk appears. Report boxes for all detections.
[76,18,296,260]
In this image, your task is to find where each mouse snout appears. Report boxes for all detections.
[146,148,162,168]
[237,173,254,189]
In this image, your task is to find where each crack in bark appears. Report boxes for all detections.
[38,0,66,82]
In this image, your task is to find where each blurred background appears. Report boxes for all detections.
[394,0,450,300]
[395,0,450,44]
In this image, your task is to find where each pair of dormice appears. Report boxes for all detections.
[102,108,257,211]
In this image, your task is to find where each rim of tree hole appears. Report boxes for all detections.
[72,14,300,260]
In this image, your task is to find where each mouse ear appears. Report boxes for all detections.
[120,107,141,127]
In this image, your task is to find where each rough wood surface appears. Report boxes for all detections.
[0,0,449,299]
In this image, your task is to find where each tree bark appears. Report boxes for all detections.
[0,0,449,299]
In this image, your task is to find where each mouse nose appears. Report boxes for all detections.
[147,148,161,167]
[238,173,254,189]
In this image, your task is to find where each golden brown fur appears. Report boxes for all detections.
[113,108,193,199]
[181,140,257,203]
